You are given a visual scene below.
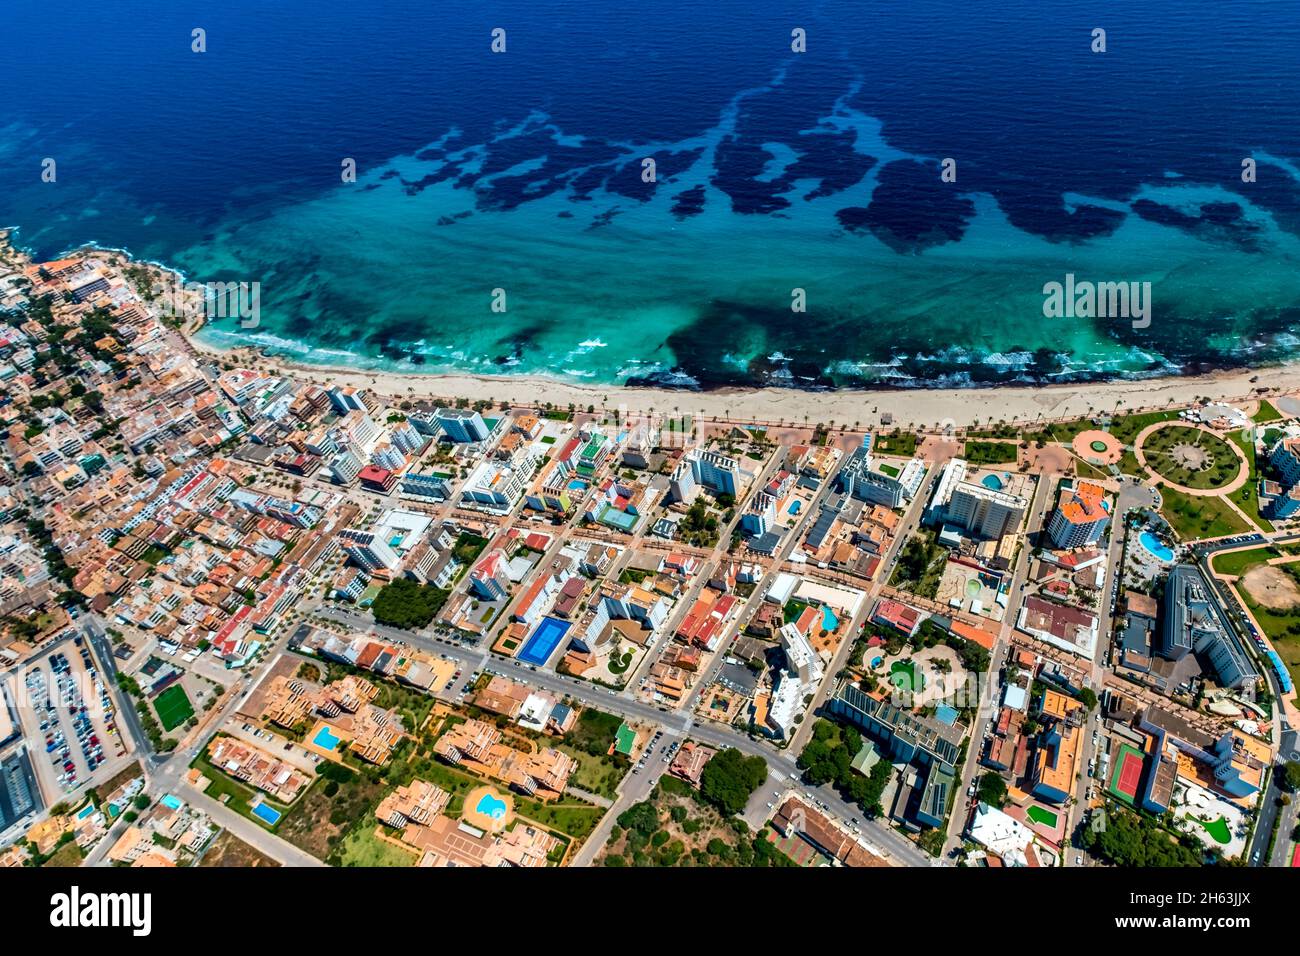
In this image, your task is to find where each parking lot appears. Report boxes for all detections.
[16,636,132,801]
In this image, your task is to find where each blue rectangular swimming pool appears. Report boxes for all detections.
[251,802,281,826]
[517,616,571,667]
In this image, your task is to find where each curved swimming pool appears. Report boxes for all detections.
[1138,530,1174,562]
[475,792,508,820]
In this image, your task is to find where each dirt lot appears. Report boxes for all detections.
[198,830,281,867]
[1241,565,1300,610]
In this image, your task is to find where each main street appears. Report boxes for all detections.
[82,615,162,771]
[80,614,324,868]
[675,445,842,713]
[941,465,1056,858]
[787,453,947,758]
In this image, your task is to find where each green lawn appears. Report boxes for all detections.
[1108,410,1181,446]
[512,797,606,840]
[1226,430,1274,532]
[1140,425,1241,490]
[190,745,296,827]
[1193,815,1232,845]
[1210,546,1277,577]
[889,660,924,693]
[1252,400,1283,424]
[553,742,627,799]
[153,684,194,731]
[418,760,480,816]
[1073,457,1109,480]
[783,599,810,624]
[1026,805,1059,828]
[333,823,418,867]
[873,431,919,456]
[420,754,604,841]
[963,440,1018,466]
[1158,485,1250,541]
[1118,448,1144,477]
[1021,418,1096,445]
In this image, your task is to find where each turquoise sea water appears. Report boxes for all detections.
[2,0,1299,388]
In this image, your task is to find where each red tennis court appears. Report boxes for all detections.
[1107,744,1145,804]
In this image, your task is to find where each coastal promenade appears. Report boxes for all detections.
[183,332,1300,435]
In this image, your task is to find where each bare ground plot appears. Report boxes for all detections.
[1241,565,1300,611]
[198,830,281,867]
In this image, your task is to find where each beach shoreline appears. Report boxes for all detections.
[7,228,1299,430]
[183,329,1300,432]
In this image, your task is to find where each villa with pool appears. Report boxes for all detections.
[255,672,409,766]
[433,717,577,801]
[373,778,562,867]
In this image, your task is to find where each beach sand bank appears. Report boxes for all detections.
[184,332,1300,432]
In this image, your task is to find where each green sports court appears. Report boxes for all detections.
[154,684,195,731]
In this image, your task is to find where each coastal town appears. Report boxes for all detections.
[2,237,1299,873]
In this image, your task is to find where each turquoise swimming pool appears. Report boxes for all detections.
[251,802,281,826]
[475,792,508,820]
[821,605,839,631]
[1139,530,1174,562]
[313,725,342,751]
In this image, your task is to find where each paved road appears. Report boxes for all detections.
[569,728,682,867]
[788,456,947,758]
[1248,729,1298,868]
[185,787,327,867]
[81,624,320,868]
[83,616,161,769]
[943,468,1056,858]
[620,443,790,704]
[677,449,842,713]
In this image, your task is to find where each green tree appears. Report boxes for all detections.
[699,748,768,816]
[977,772,1008,807]
[617,801,660,836]
[370,578,449,629]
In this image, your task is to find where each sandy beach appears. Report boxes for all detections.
[185,331,1300,432]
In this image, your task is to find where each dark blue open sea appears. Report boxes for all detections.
[3,0,1300,388]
